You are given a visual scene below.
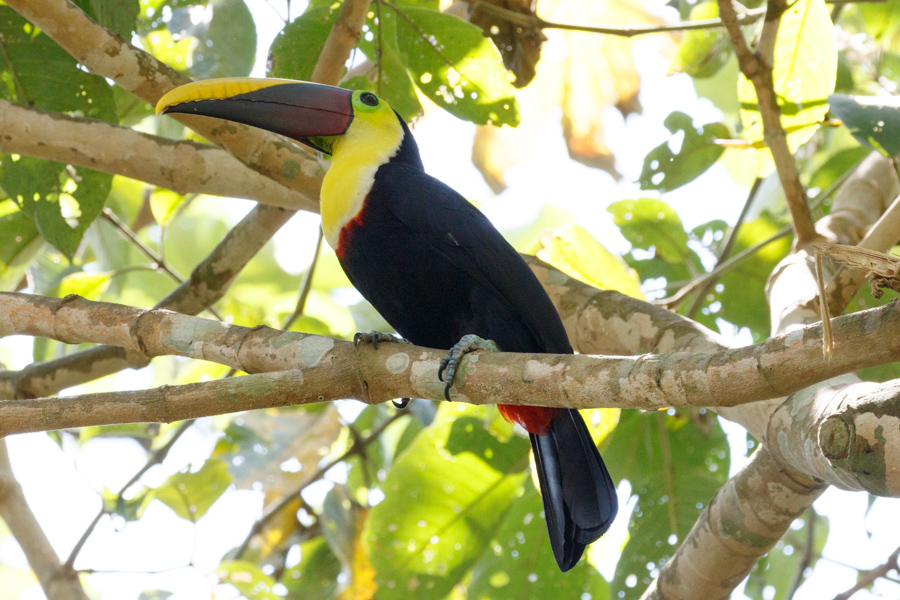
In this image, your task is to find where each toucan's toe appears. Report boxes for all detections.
[353,331,408,350]
[439,334,500,400]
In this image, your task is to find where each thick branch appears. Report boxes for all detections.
[3,292,900,438]
[0,100,311,210]
[643,447,826,600]
[0,441,89,600]
[717,0,818,247]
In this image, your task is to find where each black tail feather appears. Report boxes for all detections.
[530,408,618,571]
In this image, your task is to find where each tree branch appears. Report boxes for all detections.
[717,0,819,248]
[0,441,90,600]
[466,0,766,38]
[643,447,826,600]
[3,291,900,438]
[0,100,314,211]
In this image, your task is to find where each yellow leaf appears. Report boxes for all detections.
[535,223,644,299]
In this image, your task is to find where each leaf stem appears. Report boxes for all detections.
[685,178,761,318]
[63,420,194,571]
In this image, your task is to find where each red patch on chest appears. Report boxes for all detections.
[498,404,560,436]
[334,204,367,261]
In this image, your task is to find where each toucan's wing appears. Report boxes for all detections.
[373,162,572,354]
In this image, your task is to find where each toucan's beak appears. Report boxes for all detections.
[156,77,353,155]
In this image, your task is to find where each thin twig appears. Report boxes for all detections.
[786,508,817,600]
[833,545,900,600]
[101,209,183,284]
[469,1,766,38]
[282,228,324,331]
[686,178,762,318]
[717,0,818,248]
[63,420,194,571]
[658,159,862,308]
[233,411,405,559]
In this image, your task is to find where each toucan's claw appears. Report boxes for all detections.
[353,331,409,350]
[354,332,412,409]
[439,334,500,401]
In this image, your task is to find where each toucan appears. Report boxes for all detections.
[157,78,618,571]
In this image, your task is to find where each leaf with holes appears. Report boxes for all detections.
[608,198,690,263]
[829,94,900,156]
[639,112,729,192]
[364,404,529,600]
[467,484,611,600]
[605,411,729,596]
[392,6,519,126]
[142,458,232,522]
[0,7,116,258]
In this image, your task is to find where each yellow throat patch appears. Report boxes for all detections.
[320,97,405,250]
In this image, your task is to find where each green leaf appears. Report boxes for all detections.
[829,94,900,156]
[806,146,871,195]
[468,484,612,600]
[216,560,280,600]
[281,537,342,600]
[0,204,43,291]
[364,405,529,600]
[606,411,729,596]
[88,0,140,37]
[739,0,837,173]
[345,39,424,123]
[102,486,147,522]
[535,223,643,299]
[393,7,520,126]
[0,7,116,257]
[145,458,232,521]
[1,157,113,259]
[857,0,900,40]
[608,198,690,263]
[149,188,189,226]
[268,5,337,82]
[190,0,256,78]
[669,1,732,78]
[713,213,792,339]
[0,7,116,119]
[639,112,730,192]
[55,271,112,301]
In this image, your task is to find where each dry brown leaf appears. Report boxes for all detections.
[816,243,900,298]
[468,0,546,88]
[471,0,673,189]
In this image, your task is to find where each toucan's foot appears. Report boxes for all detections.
[354,332,412,410]
[353,331,410,350]
[438,334,500,401]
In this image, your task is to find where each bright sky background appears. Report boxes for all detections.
[1,1,899,599]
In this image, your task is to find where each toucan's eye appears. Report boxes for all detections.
[360,92,379,107]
